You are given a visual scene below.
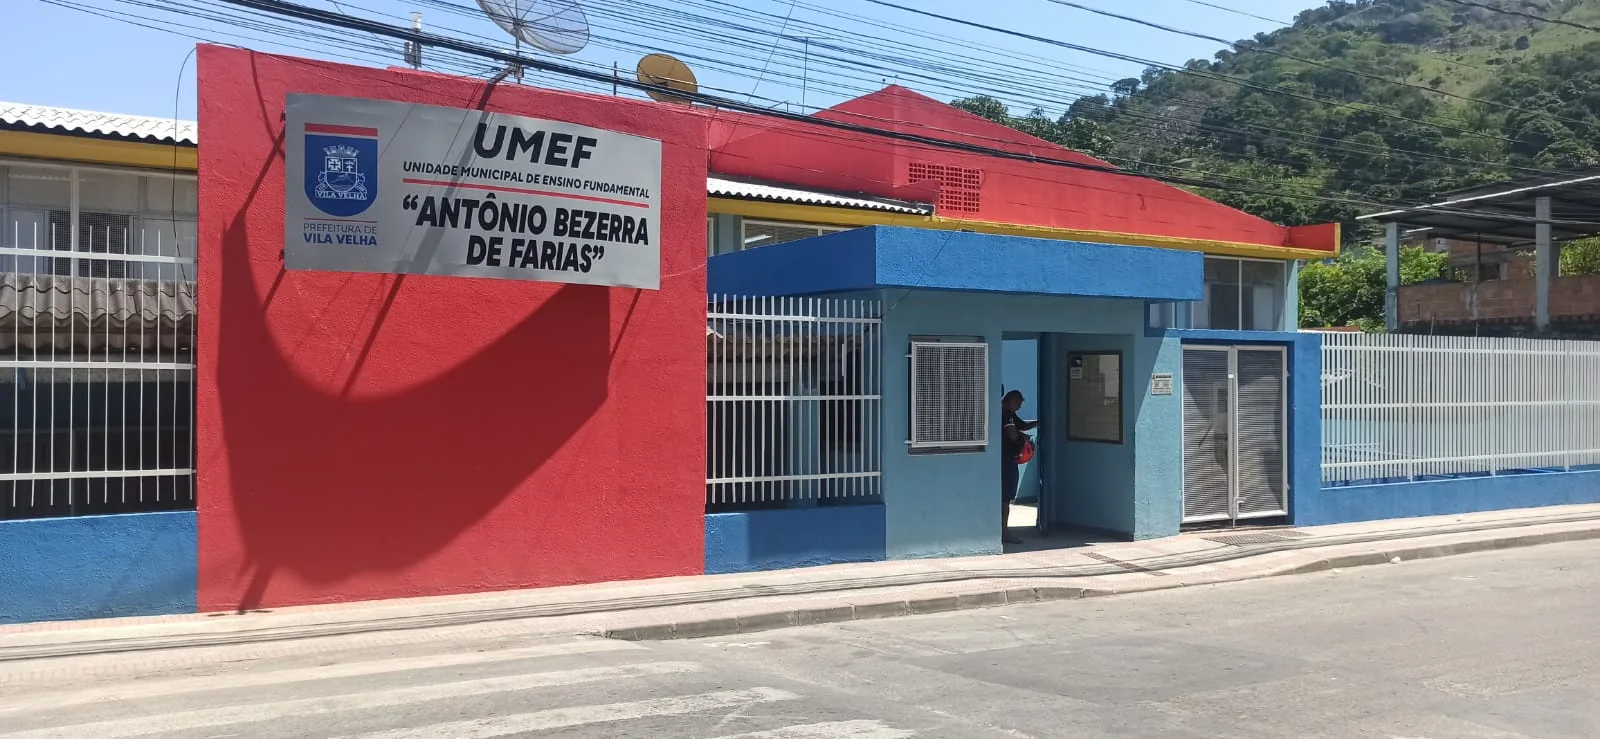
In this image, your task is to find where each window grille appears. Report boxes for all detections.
[908,340,988,451]
[0,162,196,521]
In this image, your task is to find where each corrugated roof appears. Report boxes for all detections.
[708,176,931,215]
[0,103,197,146]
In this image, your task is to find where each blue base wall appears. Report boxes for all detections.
[705,505,887,575]
[1296,470,1600,527]
[0,511,197,624]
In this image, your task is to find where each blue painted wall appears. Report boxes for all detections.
[1049,332,1135,534]
[0,511,197,624]
[1133,336,1185,538]
[705,505,887,574]
[1037,333,1184,540]
[881,290,1186,558]
[709,226,1203,301]
[1296,470,1600,526]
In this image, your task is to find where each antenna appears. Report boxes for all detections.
[635,53,698,105]
[474,0,591,83]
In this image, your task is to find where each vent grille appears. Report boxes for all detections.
[908,162,982,214]
[909,340,988,450]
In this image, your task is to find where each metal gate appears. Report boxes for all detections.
[1181,345,1288,524]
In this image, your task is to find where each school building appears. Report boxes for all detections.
[1,46,1596,624]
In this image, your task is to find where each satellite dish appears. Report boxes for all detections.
[636,53,699,104]
[475,0,590,55]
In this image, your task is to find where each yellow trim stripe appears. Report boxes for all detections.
[708,197,1337,260]
[0,131,197,171]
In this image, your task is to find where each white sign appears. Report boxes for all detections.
[1151,373,1174,396]
[284,94,663,289]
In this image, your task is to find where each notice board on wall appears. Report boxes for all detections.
[1068,351,1123,444]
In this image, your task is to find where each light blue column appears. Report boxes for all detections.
[1130,336,1183,539]
[1284,260,1301,331]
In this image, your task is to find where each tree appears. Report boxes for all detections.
[950,95,1009,124]
[1561,237,1600,276]
[1299,246,1447,331]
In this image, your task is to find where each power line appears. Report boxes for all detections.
[197,0,1419,211]
[404,0,1561,183]
[1179,0,1288,26]
[45,0,1574,226]
[63,0,1565,193]
[1445,0,1600,34]
[1038,0,1599,132]
[859,0,1519,144]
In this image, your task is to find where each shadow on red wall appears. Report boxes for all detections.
[197,47,708,612]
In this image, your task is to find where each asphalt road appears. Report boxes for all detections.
[2,540,1597,738]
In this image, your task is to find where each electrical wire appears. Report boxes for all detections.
[1038,0,1600,132]
[1444,0,1600,34]
[858,0,1519,144]
[398,0,1566,183]
[1179,0,1289,26]
[42,0,1584,225]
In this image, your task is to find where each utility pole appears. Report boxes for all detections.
[795,35,825,112]
[404,12,422,69]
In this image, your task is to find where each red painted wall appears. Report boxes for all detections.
[195,46,709,611]
[710,86,1336,253]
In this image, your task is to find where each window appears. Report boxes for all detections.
[0,162,197,520]
[1067,351,1123,444]
[1194,257,1287,331]
[739,219,848,250]
[908,338,989,452]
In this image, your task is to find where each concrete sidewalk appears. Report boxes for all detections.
[4,504,1599,662]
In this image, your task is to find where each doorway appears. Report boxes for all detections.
[1181,345,1289,526]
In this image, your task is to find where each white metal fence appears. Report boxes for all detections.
[0,206,196,519]
[1321,332,1600,484]
[707,295,882,510]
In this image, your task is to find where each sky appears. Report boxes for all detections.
[4,0,1328,122]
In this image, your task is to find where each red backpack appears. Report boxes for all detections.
[1016,435,1036,464]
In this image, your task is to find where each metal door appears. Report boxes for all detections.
[1181,346,1288,524]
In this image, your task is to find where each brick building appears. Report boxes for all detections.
[1364,172,1600,338]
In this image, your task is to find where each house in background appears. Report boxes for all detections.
[1371,172,1600,338]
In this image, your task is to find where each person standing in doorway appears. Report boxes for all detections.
[1001,390,1039,545]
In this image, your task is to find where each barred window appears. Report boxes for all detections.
[908,339,988,452]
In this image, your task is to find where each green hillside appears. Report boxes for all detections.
[954,0,1600,239]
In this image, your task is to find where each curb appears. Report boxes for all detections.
[5,516,1598,661]
[597,526,1600,641]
